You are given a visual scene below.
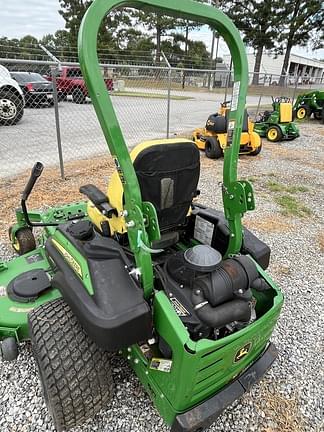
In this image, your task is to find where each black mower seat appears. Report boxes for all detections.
[133,141,200,231]
[46,225,152,350]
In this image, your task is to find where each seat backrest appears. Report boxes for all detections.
[225,108,249,132]
[133,141,200,231]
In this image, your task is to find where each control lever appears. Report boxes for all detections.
[21,162,84,227]
[79,184,118,218]
[22,161,44,201]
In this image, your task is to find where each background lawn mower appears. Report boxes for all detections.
[254,97,299,142]
[0,1,284,431]
[293,90,324,123]
[192,100,262,159]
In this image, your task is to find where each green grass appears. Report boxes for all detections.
[267,181,309,194]
[122,78,304,98]
[267,181,284,192]
[111,91,192,100]
[274,195,312,217]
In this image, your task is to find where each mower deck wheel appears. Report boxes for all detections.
[205,137,223,159]
[29,298,114,432]
[0,337,19,361]
[9,226,36,255]
[266,126,282,142]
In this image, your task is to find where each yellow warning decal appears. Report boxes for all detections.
[52,239,83,278]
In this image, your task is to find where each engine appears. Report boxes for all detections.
[163,244,266,341]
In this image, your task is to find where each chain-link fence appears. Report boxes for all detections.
[1,57,323,179]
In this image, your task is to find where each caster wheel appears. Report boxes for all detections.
[9,227,36,255]
[0,337,19,361]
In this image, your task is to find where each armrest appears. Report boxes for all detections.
[80,184,107,205]
[80,184,118,218]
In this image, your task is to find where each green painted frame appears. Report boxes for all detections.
[78,0,251,297]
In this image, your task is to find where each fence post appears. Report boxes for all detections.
[254,94,262,122]
[166,68,172,138]
[292,74,299,105]
[51,66,65,179]
[161,51,172,139]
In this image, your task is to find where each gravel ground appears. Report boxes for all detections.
[0,121,323,432]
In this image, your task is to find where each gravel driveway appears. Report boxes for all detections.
[0,121,323,432]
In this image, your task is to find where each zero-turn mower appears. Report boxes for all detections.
[293,90,324,123]
[254,97,300,142]
[0,1,283,431]
[192,100,262,158]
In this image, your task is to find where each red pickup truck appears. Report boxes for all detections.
[48,66,114,104]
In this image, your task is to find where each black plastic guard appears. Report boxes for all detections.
[171,343,278,432]
[191,206,271,270]
[46,237,152,351]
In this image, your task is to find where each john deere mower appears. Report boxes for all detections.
[254,97,299,142]
[193,100,262,158]
[294,90,324,123]
[0,1,283,431]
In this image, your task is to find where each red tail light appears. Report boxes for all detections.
[26,83,34,92]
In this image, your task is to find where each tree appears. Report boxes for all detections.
[0,37,20,58]
[224,0,283,85]
[120,29,155,65]
[59,0,131,52]
[39,34,56,49]
[59,0,91,47]
[278,0,323,85]
[132,11,183,65]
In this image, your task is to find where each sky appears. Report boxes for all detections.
[0,0,323,61]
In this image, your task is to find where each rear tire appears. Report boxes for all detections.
[249,142,262,156]
[313,109,323,121]
[29,298,114,432]
[0,89,24,125]
[266,125,282,142]
[296,105,310,120]
[205,137,223,159]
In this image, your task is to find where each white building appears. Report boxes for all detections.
[223,52,324,85]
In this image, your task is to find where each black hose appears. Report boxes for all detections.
[192,288,250,328]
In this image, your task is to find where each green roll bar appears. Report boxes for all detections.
[78,0,253,298]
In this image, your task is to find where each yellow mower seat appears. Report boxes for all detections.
[88,138,200,236]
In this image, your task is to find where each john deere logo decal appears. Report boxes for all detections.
[234,342,252,363]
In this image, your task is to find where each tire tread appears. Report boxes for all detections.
[29,298,114,431]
